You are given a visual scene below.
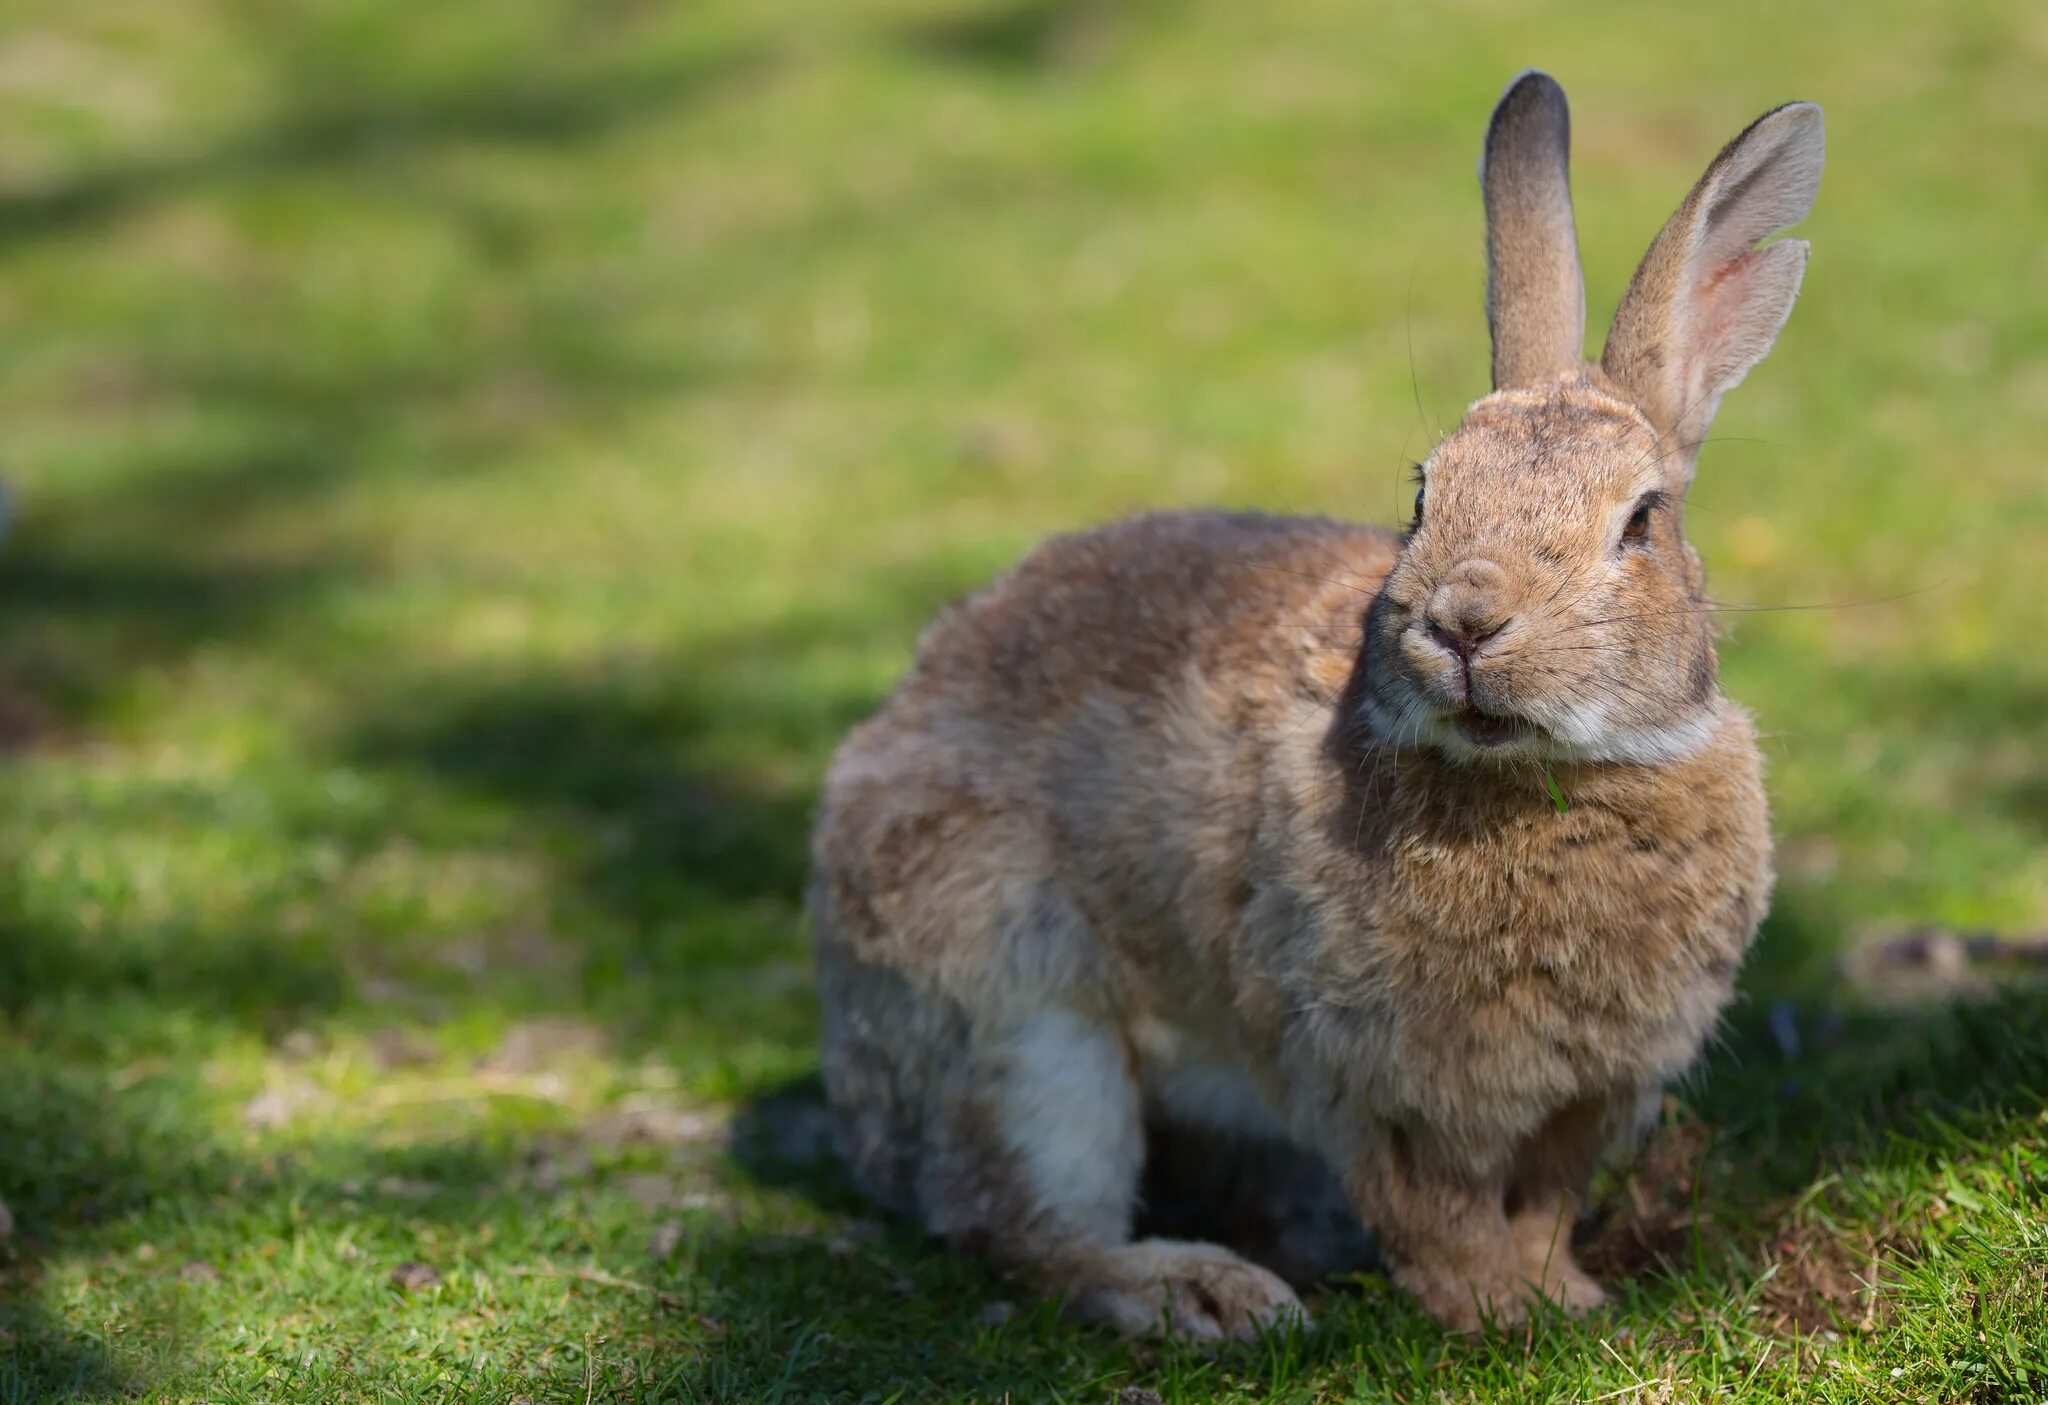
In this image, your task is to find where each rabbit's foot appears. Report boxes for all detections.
[1063,1239,1308,1342]
[1508,1196,1608,1314]
[1530,1259,1608,1313]
[1392,1260,1536,1333]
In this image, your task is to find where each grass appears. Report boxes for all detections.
[0,0,2044,1400]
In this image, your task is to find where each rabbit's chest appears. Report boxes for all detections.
[1358,798,1768,1117]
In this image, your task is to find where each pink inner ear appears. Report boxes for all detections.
[1689,247,1760,364]
[1683,239,1801,418]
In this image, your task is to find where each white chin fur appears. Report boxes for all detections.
[1362,688,1722,767]
[1537,698,1723,765]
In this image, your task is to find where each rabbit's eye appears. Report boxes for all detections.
[1620,492,1663,547]
[1411,486,1425,529]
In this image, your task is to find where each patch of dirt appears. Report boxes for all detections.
[276,1029,324,1062]
[521,1143,595,1193]
[1754,1218,1898,1335]
[479,1018,608,1075]
[1580,1112,1903,1339]
[582,1094,723,1149]
[437,925,576,979]
[616,1173,688,1211]
[515,1097,728,1201]
[1579,1115,1715,1280]
[390,1261,443,1293]
[647,1221,686,1260]
[367,1027,436,1070]
[241,1076,322,1131]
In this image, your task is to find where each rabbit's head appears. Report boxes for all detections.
[1361,74,1822,765]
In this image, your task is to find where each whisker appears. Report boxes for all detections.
[1555,581,1947,635]
[1507,641,1638,661]
[1406,273,1448,447]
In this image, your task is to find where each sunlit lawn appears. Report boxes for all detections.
[0,1,2044,1400]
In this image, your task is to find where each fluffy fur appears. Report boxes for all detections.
[810,73,1820,1337]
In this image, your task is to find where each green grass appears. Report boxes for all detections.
[1,1,2044,1400]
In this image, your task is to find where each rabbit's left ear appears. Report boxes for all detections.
[1482,71,1586,390]
[1602,102,1824,469]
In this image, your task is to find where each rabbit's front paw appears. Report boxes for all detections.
[1509,1198,1608,1314]
[1393,1262,1533,1333]
[1526,1259,1608,1313]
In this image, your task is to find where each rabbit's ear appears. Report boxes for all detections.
[1602,102,1823,467]
[1482,71,1586,390]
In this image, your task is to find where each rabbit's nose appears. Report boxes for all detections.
[1424,560,1512,662]
[1426,615,1507,664]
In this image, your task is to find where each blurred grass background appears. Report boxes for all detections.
[0,0,2043,1400]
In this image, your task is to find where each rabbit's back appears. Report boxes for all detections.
[893,510,1395,736]
[814,510,1399,976]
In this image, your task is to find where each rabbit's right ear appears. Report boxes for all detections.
[1482,71,1586,391]
[1602,102,1824,471]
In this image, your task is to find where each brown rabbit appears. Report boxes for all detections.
[810,72,1820,1337]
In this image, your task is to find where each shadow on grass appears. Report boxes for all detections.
[0,34,771,251]
[0,500,352,729]
[331,560,981,1038]
[899,0,1129,70]
[345,671,819,924]
[0,1053,163,1400]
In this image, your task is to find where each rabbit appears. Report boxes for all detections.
[809,71,1820,1338]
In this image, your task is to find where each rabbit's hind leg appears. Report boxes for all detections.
[924,1008,1308,1341]
[811,787,1302,1342]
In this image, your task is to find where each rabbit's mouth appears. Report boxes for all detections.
[1453,706,1530,750]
